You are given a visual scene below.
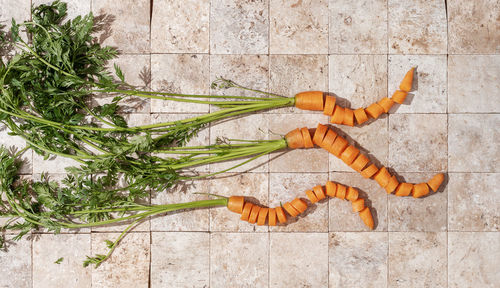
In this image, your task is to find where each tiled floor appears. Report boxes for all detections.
[0,0,499,287]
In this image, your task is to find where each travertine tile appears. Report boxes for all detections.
[92,232,150,288]
[270,233,328,287]
[209,173,269,232]
[32,153,81,174]
[270,0,328,54]
[388,232,447,288]
[150,54,210,113]
[0,123,32,174]
[448,173,499,231]
[151,232,209,287]
[151,0,209,53]
[269,173,329,232]
[389,114,447,172]
[448,55,500,113]
[388,55,447,113]
[329,172,388,231]
[33,0,91,19]
[448,114,499,172]
[92,0,150,53]
[211,232,268,287]
[388,172,447,232]
[329,232,388,287]
[448,0,500,54]
[0,0,31,48]
[33,234,91,288]
[211,0,268,54]
[388,0,447,54]
[329,0,388,54]
[448,232,500,288]
[0,235,31,288]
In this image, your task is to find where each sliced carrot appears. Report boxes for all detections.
[312,124,329,146]
[340,145,360,166]
[285,128,305,149]
[300,127,314,148]
[335,184,347,200]
[412,183,430,198]
[373,166,391,188]
[354,108,369,125]
[360,164,379,179]
[427,173,445,192]
[325,181,337,197]
[359,207,374,230]
[275,206,287,224]
[346,186,359,201]
[228,196,245,214]
[378,97,394,113]
[330,105,345,124]
[329,136,349,157]
[342,108,354,126]
[399,67,415,92]
[352,198,365,212]
[391,90,408,104]
[385,175,399,194]
[313,185,326,201]
[257,207,269,226]
[320,129,338,150]
[395,183,413,197]
[305,190,319,204]
[295,91,324,111]
[323,95,336,116]
[350,154,370,172]
[283,202,300,217]
[365,103,385,119]
[291,198,308,214]
[248,205,261,224]
[268,208,277,226]
[240,202,254,221]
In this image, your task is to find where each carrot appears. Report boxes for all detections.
[305,190,319,204]
[359,207,374,229]
[330,105,345,124]
[395,182,413,197]
[257,207,269,226]
[365,103,384,119]
[340,145,360,166]
[295,91,324,111]
[360,164,379,179]
[248,205,261,224]
[290,198,308,214]
[427,173,444,192]
[354,108,369,125]
[313,185,326,201]
[312,124,329,146]
[385,175,399,194]
[285,128,305,149]
[391,90,408,104]
[342,108,354,126]
[330,135,349,157]
[335,184,347,200]
[320,129,338,150]
[399,67,415,92]
[352,198,365,212]
[412,183,430,198]
[346,186,359,201]
[323,95,336,116]
[268,208,277,226]
[240,202,254,221]
[325,181,337,197]
[228,196,245,214]
[378,97,394,113]
[283,202,300,217]
[275,206,287,224]
[373,166,391,188]
[350,154,370,172]
[300,127,314,148]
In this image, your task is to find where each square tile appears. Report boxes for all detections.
[211,232,268,287]
[448,232,500,287]
[448,114,499,172]
[151,0,209,53]
[33,0,91,19]
[329,0,388,54]
[33,234,91,288]
[448,55,500,113]
[0,0,31,47]
[389,114,447,172]
[270,0,328,54]
[388,0,447,54]
[0,235,31,287]
[388,232,447,288]
[329,232,388,287]
[32,153,81,174]
[211,0,269,54]
[270,233,328,287]
[448,173,499,231]
[0,123,32,174]
[448,0,500,54]
[151,232,209,287]
[388,55,447,113]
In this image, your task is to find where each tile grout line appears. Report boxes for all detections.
[386,2,390,287]
[208,0,212,286]
[267,1,271,286]
[326,1,331,286]
[148,0,153,286]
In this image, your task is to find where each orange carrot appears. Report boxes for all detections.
[391,90,408,104]
[275,206,287,224]
[360,164,379,179]
[330,135,349,157]
[312,124,329,146]
[365,103,385,119]
[342,108,354,126]
[330,105,345,124]
[378,97,394,113]
[395,183,413,197]
[257,207,269,226]
[373,166,391,188]
[228,196,245,214]
[305,190,319,204]
[336,184,347,200]
[295,91,324,111]
[346,187,359,201]
[301,127,314,148]
[320,129,338,150]
[340,145,360,166]
[427,173,445,192]
[285,128,305,149]
[399,67,415,92]
[385,175,399,194]
[352,198,365,212]
[268,208,277,226]
[240,202,254,221]
[359,207,374,229]
[325,181,337,197]
[350,154,370,172]
[323,95,336,116]
[283,202,300,217]
[248,205,261,224]
[313,185,326,201]
[290,198,308,214]
[412,183,430,198]
[354,108,369,125]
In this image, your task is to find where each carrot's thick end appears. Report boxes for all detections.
[285,128,305,149]
[295,91,324,111]
[227,196,245,214]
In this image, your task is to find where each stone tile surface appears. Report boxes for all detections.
[0,123,32,174]
[0,0,31,47]
[0,235,31,288]
[33,0,91,19]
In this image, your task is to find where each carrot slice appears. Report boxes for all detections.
[295,91,324,111]
[329,136,349,157]
[285,128,305,149]
[240,202,254,221]
[323,95,336,116]
[360,164,379,179]
[373,167,391,188]
[257,207,269,226]
[378,97,394,113]
[300,127,314,148]
[305,190,319,204]
[399,67,415,92]
[352,198,365,212]
[312,124,329,146]
[385,175,399,194]
[313,185,326,201]
[248,205,261,224]
[275,206,287,224]
[346,187,359,201]
[283,202,300,217]
[342,108,354,126]
[268,208,277,226]
[395,183,413,197]
[227,196,245,214]
[350,154,370,172]
[320,129,338,150]
[340,145,360,166]
[359,207,374,229]
[354,108,369,125]
[291,198,308,214]
[427,173,445,192]
[365,103,385,119]
[330,105,345,124]
[391,90,408,104]
[336,184,347,200]
[412,183,430,198]
[325,181,337,197]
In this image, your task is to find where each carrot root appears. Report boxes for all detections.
[285,128,305,149]
[330,105,345,124]
[306,190,319,204]
[290,198,308,214]
[412,183,430,198]
[346,187,359,201]
[323,95,336,116]
[312,124,329,146]
[241,202,254,221]
[340,145,360,166]
[365,103,385,119]
[352,198,365,212]
[325,181,337,197]
[427,173,445,192]
[283,202,300,217]
[313,185,326,201]
[354,108,369,125]
[257,207,269,226]
[391,90,408,104]
[301,127,314,148]
[268,208,277,226]
[228,196,245,214]
[295,91,324,111]
[276,207,287,223]
[399,67,415,92]
[359,207,374,229]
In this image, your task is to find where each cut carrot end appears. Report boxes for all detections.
[346,187,359,202]
[305,190,319,204]
[248,205,261,224]
[360,164,379,179]
[313,185,326,201]
[340,145,360,166]
[283,202,300,217]
[325,181,337,197]
[335,184,347,200]
[385,175,399,194]
[320,129,338,150]
[399,67,415,92]
[240,202,254,221]
[330,105,345,124]
[275,207,287,224]
[285,128,305,149]
[427,173,445,192]
[352,198,365,212]
[290,198,308,214]
[268,208,277,226]
[378,97,395,113]
[365,103,385,119]
[323,95,336,116]
[295,91,324,111]
[350,154,370,172]
[359,207,374,230]
[300,127,314,148]
[395,183,413,197]
[312,124,329,146]
[354,108,369,125]
[412,183,430,198]
[373,167,391,188]
[228,196,245,214]
[257,207,269,226]
[329,136,349,157]
[342,108,354,126]
[391,90,408,104]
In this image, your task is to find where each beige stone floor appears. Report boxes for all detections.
[1,0,499,287]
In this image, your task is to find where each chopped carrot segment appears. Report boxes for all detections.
[228,196,245,214]
[295,91,324,111]
[283,202,300,217]
[365,103,385,119]
[275,207,287,224]
[352,198,365,212]
[340,145,360,166]
[313,185,326,201]
[399,67,415,92]
[373,167,391,188]
[360,164,379,179]
[329,136,349,157]
[305,190,319,203]
[412,183,430,198]
[323,95,336,116]
[354,108,369,125]
[395,183,413,197]
[320,129,338,150]
[268,208,277,226]
[346,187,359,201]
[300,127,314,148]
[248,205,261,224]
[391,90,408,104]
[336,184,347,200]
[241,202,254,221]
[285,128,305,149]
[290,198,308,214]
[350,154,370,172]
[325,181,337,197]
[378,97,394,113]
[359,207,374,229]
[257,208,269,226]
[385,175,399,194]
[342,108,354,126]
[427,173,445,192]
[330,105,345,124]
[312,124,329,146]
